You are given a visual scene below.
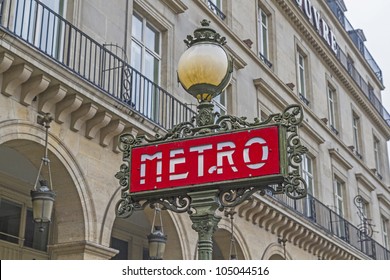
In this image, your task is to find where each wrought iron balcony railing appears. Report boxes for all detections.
[270,191,390,260]
[207,0,226,20]
[0,0,195,130]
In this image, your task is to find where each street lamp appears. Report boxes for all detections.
[30,113,56,231]
[177,18,232,100]
[147,205,167,259]
[178,19,232,125]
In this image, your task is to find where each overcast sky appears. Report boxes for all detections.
[342,0,390,154]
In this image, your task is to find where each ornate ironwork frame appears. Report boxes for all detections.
[115,104,308,218]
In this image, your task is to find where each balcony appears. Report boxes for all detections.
[0,0,195,130]
[270,191,390,260]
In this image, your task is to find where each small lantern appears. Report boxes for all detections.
[31,180,56,224]
[30,113,56,230]
[148,225,167,260]
[177,19,233,102]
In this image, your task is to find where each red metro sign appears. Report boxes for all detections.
[129,125,285,194]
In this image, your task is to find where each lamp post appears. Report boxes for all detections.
[31,113,56,231]
[177,19,233,260]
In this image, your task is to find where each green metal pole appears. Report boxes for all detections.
[189,189,221,260]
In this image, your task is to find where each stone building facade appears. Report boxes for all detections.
[0,0,389,260]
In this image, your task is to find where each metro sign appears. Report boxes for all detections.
[129,125,285,194]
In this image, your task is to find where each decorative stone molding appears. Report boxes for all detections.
[2,63,33,97]
[100,119,125,147]
[21,74,51,106]
[71,102,98,132]
[160,0,188,14]
[38,85,67,113]
[0,52,14,74]
[48,241,118,260]
[56,94,83,124]
[86,111,112,139]
[329,148,353,170]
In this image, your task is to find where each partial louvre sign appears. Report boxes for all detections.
[294,0,338,54]
[130,126,281,193]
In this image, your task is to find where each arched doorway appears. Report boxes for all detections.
[0,121,89,259]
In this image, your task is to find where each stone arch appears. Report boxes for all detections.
[0,120,92,248]
[261,242,291,260]
[213,218,248,260]
[110,206,185,259]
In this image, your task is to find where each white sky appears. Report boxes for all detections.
[342,0,390,158]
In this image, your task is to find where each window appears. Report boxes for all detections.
[297,52,309,105]
[110,237,129,260]
[14,0,67,60]
[0,197,49,251]
[352,112,362,159]
[382,217,389,250]
[258,7,271,67]
[301,154,315,219]
[213,91,227,115]
[131,12,161,119]
[373,136,382,178]
[333,178,346,239]
[359,198,371,253]
[327,84,338,134]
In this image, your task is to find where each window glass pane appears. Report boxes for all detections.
[145,24,160,54]
[132,14,143,41]
[0,199,22,244]
[131,42,142,71]
[111,237,129,260]
[24,209,34,248]
[144,51,159,83]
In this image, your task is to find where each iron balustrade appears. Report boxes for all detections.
[269,191,390,260]
[259,52,273,69]
[207,0,226,20]
[0,0,195,130]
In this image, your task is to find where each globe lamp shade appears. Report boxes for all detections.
[178,43,232,102]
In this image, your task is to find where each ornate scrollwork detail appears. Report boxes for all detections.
[115,163,129,191]
[354,195,375,241]
[219,186,274,208]
[150,195,192,213]
[115,192,193,218]
[280,170,307,199]
[115,194,145,219]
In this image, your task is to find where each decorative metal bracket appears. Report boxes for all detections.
[115,104,308,218]
[354,195,375,242]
